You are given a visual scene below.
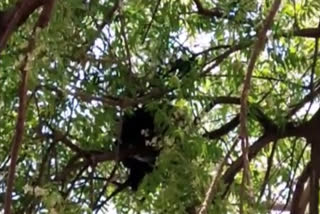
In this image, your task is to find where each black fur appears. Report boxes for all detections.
[120,107,160,190]
[105,107,160,203]
[120,108,155,150]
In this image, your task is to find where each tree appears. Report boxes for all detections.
[0,0,320,213]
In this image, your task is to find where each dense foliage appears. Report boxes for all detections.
[1,0,320,213]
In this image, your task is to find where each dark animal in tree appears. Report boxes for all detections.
[105,107,160,202]
[120,107,160,190]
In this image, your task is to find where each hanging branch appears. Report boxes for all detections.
[239,0,281,143]
[4,32,36,214]
[4,5,56,212]
[239,0,281,212]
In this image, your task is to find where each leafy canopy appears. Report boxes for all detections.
[0,0,320,213]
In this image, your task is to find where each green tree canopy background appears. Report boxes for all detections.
[0,0,320,213]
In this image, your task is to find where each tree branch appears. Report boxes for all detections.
[193,0,223,18]
[204,115,240,139]
[4,31,35,214]
[294,28,320,38]
[291,162,311,214]
[0,0,44,53]
[238,1,281,209]
[36,0,56,28]
[239,0,281,138]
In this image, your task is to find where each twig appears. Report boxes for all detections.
[119,14,133,74]
[86,0,121,49]
[64,164,89,197]
[283,142,308,212]
[93,117,123,210]
[194,45,231,57]
[197,138,238,214]
[201,42,251,75]
[142,0,161,44]
[92,164,118,211]
[97,0,121,31]
[258,141,277,201]
[288,85,320,117]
